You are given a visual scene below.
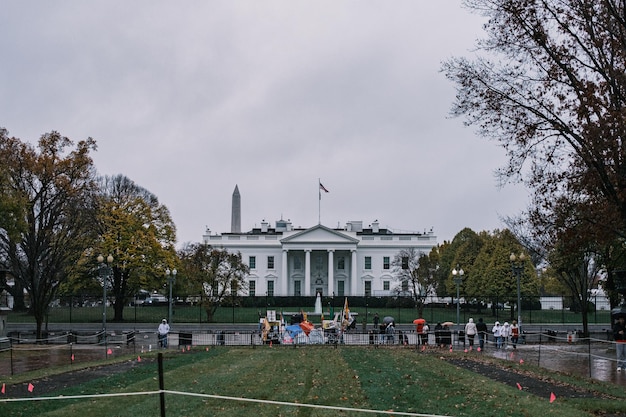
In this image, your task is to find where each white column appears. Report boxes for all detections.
[327,250,334,297]
[281,249,288,296]
[304,250,311,296]
[351,250,358,296]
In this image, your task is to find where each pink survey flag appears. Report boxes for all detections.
[516,383,522,390]
[1,383,5,394]
[550,392,556,403]
[107,348,113,355]
[137,356,142,362]
[28,383,34,392]
[71,354,75,361]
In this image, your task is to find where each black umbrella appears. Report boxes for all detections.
[612,305,626,320]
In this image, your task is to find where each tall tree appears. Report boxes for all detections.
[442,228,485,297]
[470,229,538,319]
[178,244,248,323]
[391,247,438,317]
[73,174,177,321]
[443,1,626,279]
[0,130,97,338]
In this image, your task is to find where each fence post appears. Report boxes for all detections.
[158,353,166,417]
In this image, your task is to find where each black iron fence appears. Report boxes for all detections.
[4,294,616,325]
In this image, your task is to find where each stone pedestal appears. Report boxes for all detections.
[0,307,9,349]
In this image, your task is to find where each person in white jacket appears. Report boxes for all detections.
[158,318,170,348]
[464,318,477,348]
[492,321,503,349]
[501,322,511,348]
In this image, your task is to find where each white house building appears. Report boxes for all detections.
[202,220,437,297]
[203,188,437,297]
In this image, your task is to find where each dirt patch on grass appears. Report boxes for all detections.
[447,357,613,400]
[3,358,154,398]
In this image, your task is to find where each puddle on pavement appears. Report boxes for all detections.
[487,343,626,386]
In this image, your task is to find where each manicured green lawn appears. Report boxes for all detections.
[2,347,623,416]
[8,305,612,325]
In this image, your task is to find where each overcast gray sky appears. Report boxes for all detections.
[1,1,529,247]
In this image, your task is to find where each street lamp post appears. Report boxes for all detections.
[452,266,464,329]
[166,268,177,325]
[97,254,113,342]
[510,252,526,333]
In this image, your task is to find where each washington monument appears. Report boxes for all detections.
[231,185,241,233]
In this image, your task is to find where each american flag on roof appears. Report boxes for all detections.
[319,182,329,193]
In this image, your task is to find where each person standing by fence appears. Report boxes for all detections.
[476,318,488,350]
[492,321,503,349]
[613,315,626,371]
[158,318,170,348]
[465,318,477,349]
[510,320,520,349]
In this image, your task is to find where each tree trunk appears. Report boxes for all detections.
[113,297,125,322]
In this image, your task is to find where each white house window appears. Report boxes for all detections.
[365,281,371,296]
[294,280,301,296]
[267,280,274,296]
[338,280,345,296]
[383,281,390,291]
[249,256,256,269]
[364,256,372,270]
[383,256,390,270]
[249,281,256,296]
[294,256,302,270]
[268,256,275,269]
[337,257,345,270]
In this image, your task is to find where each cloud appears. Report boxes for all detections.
[0,1,528,246]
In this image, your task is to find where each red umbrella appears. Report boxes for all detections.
[413,318,426,324]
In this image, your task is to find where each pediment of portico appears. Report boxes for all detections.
[280,224,358,249]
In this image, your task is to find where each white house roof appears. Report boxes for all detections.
[280,224,359,247]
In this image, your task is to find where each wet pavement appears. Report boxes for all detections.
[485,342,626,386]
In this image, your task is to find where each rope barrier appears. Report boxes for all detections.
[0,389,455,417]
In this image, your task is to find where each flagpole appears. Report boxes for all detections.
[318,178,321,225]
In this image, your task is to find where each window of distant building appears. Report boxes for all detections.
[365,281,371,296]
[249,281,256,296]
[268,256,275,270]
[267,280,274,296]
[338,281,345,296]
[402,256,409,270]
[365,256,372,270]
[294,256,302,270]
[294,280,301,296]
[249,256,256,269]
[402,280,409,292]
[338,257,345,270]
[383,256,390,270]
[383,281,390,291]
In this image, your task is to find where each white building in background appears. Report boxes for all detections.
[202,186,437,297]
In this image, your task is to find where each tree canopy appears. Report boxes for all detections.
[72,174,178,321]
[443,1,626,323]
[0,130,97,338]
[178,244,249,322]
